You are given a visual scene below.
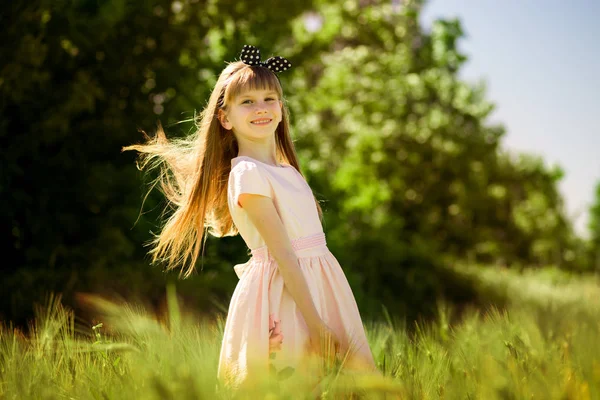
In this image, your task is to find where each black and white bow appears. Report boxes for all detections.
[239,45,292,73]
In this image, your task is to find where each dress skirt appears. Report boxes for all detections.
[217,232,376,387]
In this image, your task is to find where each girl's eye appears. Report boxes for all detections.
[240,97,276,104]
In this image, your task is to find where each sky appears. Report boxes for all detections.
[420,0,600,237]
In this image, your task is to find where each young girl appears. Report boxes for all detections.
[124,45,377,387]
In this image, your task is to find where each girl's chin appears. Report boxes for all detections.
[239,129,277,139]
[247,123,278,134]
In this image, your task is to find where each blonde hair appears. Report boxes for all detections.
[123,61,323,278]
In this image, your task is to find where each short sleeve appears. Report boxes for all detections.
[229,161,272,208]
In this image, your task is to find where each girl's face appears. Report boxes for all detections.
[219,89,283,140]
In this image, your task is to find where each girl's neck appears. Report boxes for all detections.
[236,145,279,167]
[234,133,280,166]
[236,153,280,167]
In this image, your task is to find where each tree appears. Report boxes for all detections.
[0,0,585,326]
[589,181,600,271]
[286,0,580,319]
[0,0,313,324]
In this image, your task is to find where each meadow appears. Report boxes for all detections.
[1,265,599,399]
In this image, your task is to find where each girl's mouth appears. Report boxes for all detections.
[251,118,272,125]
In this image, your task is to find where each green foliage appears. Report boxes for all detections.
[283,0,583,319]
[591,182,600,240]
[0,0,312,323]
[589,181,600,270]
[0,0,589,326]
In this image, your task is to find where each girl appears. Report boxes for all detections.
[124,45,377,387]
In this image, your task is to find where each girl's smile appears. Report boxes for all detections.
[250,118,272,126]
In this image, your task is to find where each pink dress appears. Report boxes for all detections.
[217,156,376,386]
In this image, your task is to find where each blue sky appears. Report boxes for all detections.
[420,0,600,237]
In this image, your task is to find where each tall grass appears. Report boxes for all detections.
[1,268,599,399]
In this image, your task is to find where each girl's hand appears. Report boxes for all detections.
[308,322,341,358]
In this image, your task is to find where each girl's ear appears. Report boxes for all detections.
[218,109,232,130]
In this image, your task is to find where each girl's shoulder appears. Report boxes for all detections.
[230,157,261,174]
[228,157,274,190]
[228,156,311,200]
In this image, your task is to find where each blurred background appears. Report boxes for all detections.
[2,0,599,328]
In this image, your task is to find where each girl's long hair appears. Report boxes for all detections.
[123,61,323,278]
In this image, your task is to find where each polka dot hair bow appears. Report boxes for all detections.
[239,45,292,73]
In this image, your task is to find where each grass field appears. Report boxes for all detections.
[1,266,599,399]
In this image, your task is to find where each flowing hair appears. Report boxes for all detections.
[123,61,323,278]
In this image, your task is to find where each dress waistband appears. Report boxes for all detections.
[250,232,327,261]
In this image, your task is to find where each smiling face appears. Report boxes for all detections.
[219,88,283,140]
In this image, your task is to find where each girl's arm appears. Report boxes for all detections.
[238,193,326,336]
